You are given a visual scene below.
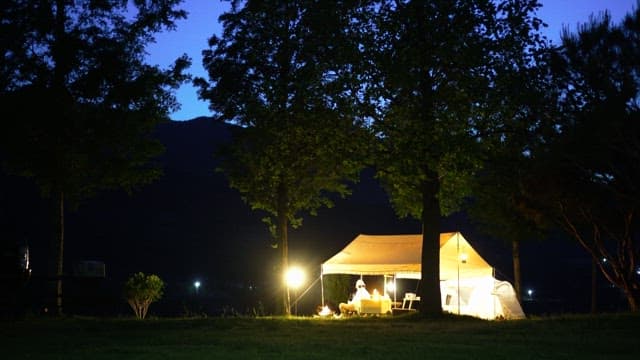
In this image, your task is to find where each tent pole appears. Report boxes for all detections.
[384,274,387,297]
[320,267,324,306]
[493,267,496,318]
[457,232,461,315]
[393,274,397,307]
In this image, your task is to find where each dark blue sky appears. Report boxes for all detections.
[145,0,638,121]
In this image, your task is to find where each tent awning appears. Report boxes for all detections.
[321,232,494,280]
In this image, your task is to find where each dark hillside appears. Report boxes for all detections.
[1,117,623,316]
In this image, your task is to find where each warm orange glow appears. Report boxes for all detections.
[284,266,305,289]
[372,288,380,300]
[318,305,333,316]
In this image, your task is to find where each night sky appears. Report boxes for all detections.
[143,0,639,121]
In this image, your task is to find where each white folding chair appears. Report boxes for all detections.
[402,292,420,310]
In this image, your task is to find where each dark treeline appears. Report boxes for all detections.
[195,0,640,315]
[1,0,639,317]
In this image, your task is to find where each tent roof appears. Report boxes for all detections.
[321,232,494,280]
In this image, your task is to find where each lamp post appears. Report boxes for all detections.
[285,266,305,315]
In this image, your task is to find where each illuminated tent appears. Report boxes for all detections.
[321,232,525,320]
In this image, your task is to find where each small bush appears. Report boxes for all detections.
[123,272,164,319]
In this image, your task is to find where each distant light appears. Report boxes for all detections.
[527,289,533,297]
[602,258,607,263]
[636,267,640,275]
[194,281,201,289]
[285,266,305,289]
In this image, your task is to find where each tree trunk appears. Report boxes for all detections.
[51,0,67,318]
[55,190,64,316]
[418,169,442,316]
[624,288,639,312]
[512,239,522,303]
[591,256,598,314]
[277,182,290,316]
[559,208,639,313]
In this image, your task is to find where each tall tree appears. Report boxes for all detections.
[196,0,372,315]
[465,20,555,303]
[0,0,190,315]
[521,9,640,312]
[467,145,551,303]
[370,0,545,315]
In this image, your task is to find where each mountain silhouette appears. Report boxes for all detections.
[1,117,623,316]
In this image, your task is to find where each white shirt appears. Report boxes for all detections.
[351,287,371,303]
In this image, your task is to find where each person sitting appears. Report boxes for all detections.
[339,279,371,316]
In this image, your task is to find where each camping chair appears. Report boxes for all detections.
[402,292,420,310]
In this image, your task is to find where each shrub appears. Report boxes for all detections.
[123,272,164,319]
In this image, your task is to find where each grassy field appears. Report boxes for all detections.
[2,312,639,359]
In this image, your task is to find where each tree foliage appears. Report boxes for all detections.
[322,274,352,311]
[370,0,546,315]
[519,9,640,311]
[464,26,556,301]
[196,0,372,315]
[123,272,165,319]
[0,0,189,315]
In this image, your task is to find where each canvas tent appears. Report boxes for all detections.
[321,232,525,320]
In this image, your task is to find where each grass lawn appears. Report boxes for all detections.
[2,312,639,359]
